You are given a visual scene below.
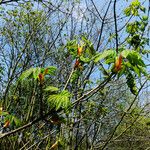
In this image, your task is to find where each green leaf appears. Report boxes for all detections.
[126,72,137,95]
[121,50,130,58]
[126,22,139,34]
[19,68,34,80]
[80,56,91,63]
[131,0,140,7]
[127,51,145,67]
[124,7,131,16]
[132,65,141,77]
[141,49,150,55]
[1,111,9,116]
[70,70,81,83]
[137,59,145,67]
[66,40,78,58]
[81,36,96,55]
[140,24,145,32]
[33,67,41,79]
[142,16,148,21]
[138,66,148,76]
[19,66,56,81]
[117,65,126,78]
[46,66,57,75]
[44,86,59,92]
[13,116,21,127]
[104,56,115,64]
[94,50,115,63]
[140,6,146,13]
[48,90,71,110]
[125,61,132,68]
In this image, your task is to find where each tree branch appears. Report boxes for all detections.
[114,0,119,54]
[101,79,148,150]
[0,0,19,5]
[0,110,56,139]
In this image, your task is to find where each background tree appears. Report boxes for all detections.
[0,0,150,150]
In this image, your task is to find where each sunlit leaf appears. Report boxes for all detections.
[94,50,115,63]
[48,90,71,110]
[80,56,91,63]
[13,116,21,127]
[33,67,41,79]
[126,72,137,95]
[44,86,59,92]
[121,50,131,58]
[132,65,141,77]
[19,68,34,80]
[46,66,57,75]
[127,51,145,67]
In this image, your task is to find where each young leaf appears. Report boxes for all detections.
[0,106,2,115]
[48,90,71,111]
[127,51,145,67]
[19,68,34,80]
[124,7,131,16]
[105,57,115,64]
[80,56,91,63]
[138,66,148,76]
[70,70,81,83]
[132,65,141,77]
[117,65,126,78]
[46,66,57,75]
[13,116,21,127]
[33,67,41,79]
[94,50,115,63]
[126,72,138,95]
[121,50,130,58]
[44,86,59,93]
[131,0,140,7]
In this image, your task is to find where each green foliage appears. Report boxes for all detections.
[93,48,147,78]
[94,49,115,63]
[126,52,145,67]
[66,39,78,59]
[19,68,34,80]
[42,66,57,75]
[81,36,96,55]
[70,70,81,83]
[126,72,137,95]
[1,111,21,127]
[44,86,59,93]
[124,0,142,16]
[124,50,145,66]
[124,1,149,51]
[48,90,71,111]
[66,36,96,64]
[19,66,56,80]
[122,50,147,77]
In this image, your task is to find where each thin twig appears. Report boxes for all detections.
[0,110,57,139]
[0,0,19,5]
[72,73,114,106]
[101,79,148,150]
[90,0,103,21]
[114,0,119,54]
[63,67,74,90]
[96,0,112,51]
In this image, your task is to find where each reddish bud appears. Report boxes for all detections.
[77,47,83,56]
[114,54,123,72]
[3,120,10,128]
[38,73,44,83]
[74,59,80,69]
[44,68,49,75]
